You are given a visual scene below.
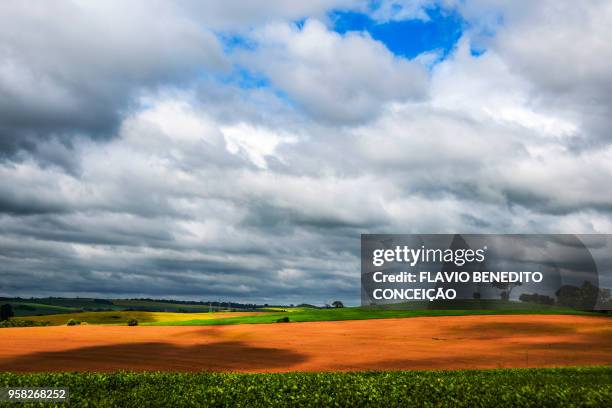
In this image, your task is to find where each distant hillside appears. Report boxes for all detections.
[0,297,277,317]
[296,303,320,309]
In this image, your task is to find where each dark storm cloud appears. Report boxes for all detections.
[0,220,359,302]
[0,193,68,216]
[0,215,175,248]
[0,1,228,164]
[241,201,388,231]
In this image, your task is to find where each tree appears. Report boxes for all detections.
[331,300,344,308]
[599,288,611,308]
[491,281,522,301]
[555,281,600,310]
[519,293,554,305]
[1,304,14,321]
[556,281,601,310]
[579,281,599,309]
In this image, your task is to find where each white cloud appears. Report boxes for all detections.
[370,0,436,22]
[245,19,429,123]
[174,0,363,29]
[222,123,298,169]
[456,0,612,143]
[431,38,579,139]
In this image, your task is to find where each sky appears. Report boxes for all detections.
[1,0,612,305]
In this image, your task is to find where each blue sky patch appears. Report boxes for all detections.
[331,6,465,60]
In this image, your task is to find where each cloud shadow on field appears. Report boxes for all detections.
[0,340,308,373]
[437,321,579,340]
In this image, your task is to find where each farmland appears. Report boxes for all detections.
[2,303,610,406]
[1,315,610,373]
[3,297,605,328]
[145,305,601,326]
[12,311,265,326]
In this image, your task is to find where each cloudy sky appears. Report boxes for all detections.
[1,0,611,305]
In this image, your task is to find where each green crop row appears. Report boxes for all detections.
[1,366,610,407]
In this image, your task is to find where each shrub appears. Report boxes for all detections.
[127,318,138,326]
[0,304,14,321]
[275,317,290,323]
[0,319,51,328]
[66,319,80,326]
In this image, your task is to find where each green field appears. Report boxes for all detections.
[1,297,254,318]
[109,299,230,313]
[146,306,603,326]
[3,297,608,327]
[6,302,85,317]
[13,311,264,326]
[1,367,610,407]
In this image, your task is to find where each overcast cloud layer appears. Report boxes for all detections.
[1,0,611,305]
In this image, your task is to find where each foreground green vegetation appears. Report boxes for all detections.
[147,306,604,326]
[1,366,610,407]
